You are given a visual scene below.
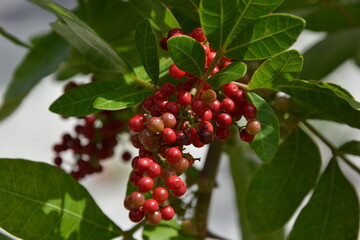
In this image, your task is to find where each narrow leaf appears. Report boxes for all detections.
[249,50,303,90]
[246,128,321,234]
[135,19,159,83]
[289,159,359,240]
[0,158,122,239]
[93,86,153,110]
[338,141,360,157]
[0,32,69,121]
[49,81,126,117]
[167,35,205,78]
[0,25,30,48]
[248,92,280,163]
[207,62,247,89]
[200,0,283,50]
[225,14,305,60]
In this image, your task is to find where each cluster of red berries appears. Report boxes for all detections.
[53,82,132,180]
[124,27,261,225]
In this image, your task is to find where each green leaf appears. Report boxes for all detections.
[0,158,122,239]
[167,35,206,78]
[0,25,30,48]
[288,159,359,240]
[249,50,303,90]
[207,62,247,89]
[248,92,280,163]
[338,141,360,157]
[135,19,159,84]
[93,85,153,110]
[301,28,360,80]
[200,0,283,50]
[225,14,305,60]
[0,231,16,240]
[228,141,285,240]
[0,32,70,121]
[49,81,127,117]
[143,220,197,240]
[245,128,321,234]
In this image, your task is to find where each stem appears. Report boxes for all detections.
[302,121,360,175]
[128,74,156,90]
[193,140,223,238]
[232,82,250,91]
[123,221,144,240]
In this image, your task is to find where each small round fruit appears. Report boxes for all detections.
[166,147,182,164]
[143,199,159,213]
[147,117,164,133]
[215,127,231,141]
[128,191,145,209]
[192,27,206,42]
[239,129,255,142]
[129,208,144,222]
[215,113,232,127]
[201,89,217,104]
[246,119,261,135]
[161,206,175,220]
[161,112,177,128]
[172,157,190,175]
[137,177,154,192]
[166,176,184,190]
[145,211,162,225]
[169,64,185,79]
[242,103,257,119]
[146,162,161,178]
[153,187,169,204]
[177,91,192,106]
[161,128,177,144]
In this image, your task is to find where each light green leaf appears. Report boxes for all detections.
[135,19,159,83]
[338,141,360,157]
[0,25,30,48]
[225,14,305,60]
[143,220,197,240]
[200,0,283,50]
[288,159,359,240]
[207,62,247,89]
[93,85,153,110]
[0,158,122,240]
[246,128,321,234]
[248,92,280,163]
[49,81,127,117]
[249,50,303,89]
[167,35,206,78]
[0,32,70,121]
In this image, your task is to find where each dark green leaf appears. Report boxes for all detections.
[0,25,30,48]
[0,158,122,239]
[207,62,247,89]
[248,92,280,163]
[0,32,70,121]
[143,220,197,240]
[288,159,359,240]
[249,50,303,90]
[228,141,285,240]
[338,141,360,157]
[167,35,206,78]
[160,0,199,23]
[246,128,321,234]
[185,166,200,188]
[200,0,283,50]
[135,19,159,83]
[93,86,153,110]
[49,81,127,117]
[301,28,360,80]
[225,14,305,60]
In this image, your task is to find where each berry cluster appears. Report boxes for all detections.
[123,27,262,225]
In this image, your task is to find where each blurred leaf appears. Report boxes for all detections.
[185,166,200,188]
[160,0,200,23]
[0,231,16,240]
[207,62,247,89]
[249,50,303,90]
[200,0,283,50]
[246,128,321,234]
[143,220,197,240]
[228,141,285,240]
[0,32,69,121]
[0,25,30,48]
[93,86,153,110]
[50,81,127,117]
[248,93,280,163]
[167,35,205,78]
[301,28,360,80]
[225,14,305,60]
[135,19,160,84]
[0,158,122,239]
[288,159,359,240]
[279,1,360,32]
[338,141,360,156]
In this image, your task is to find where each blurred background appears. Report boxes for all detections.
[0,0,359,239]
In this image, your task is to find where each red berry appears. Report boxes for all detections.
[201,89,217,104]
[177,91,192,106]
[191,99,206,114]
[128,191,145,209]
[160,168,177,181]
[131,134,143,149]
[215,113,233,127]
[167,28,183,38]
[129,171,143,186]
[146,162,161,178]
[54,156,62,166]
[165,102,180,115]
[143,199,159,213]
[207,99,221,114]
[161,128,177,144]
[147,117,164,133]
[207,52,216,66]
[192,27,206,42]
[122,151,132,161]
[145,211,162,225]
[129,208,144,222]
[172,157,189,175]
[246,119,261,135]
[161,112,177,128]
[172,184,187,197]
[160,83,175,97]
[231,90,247,107]
[137,177,154,192]
[169,64,185,79]
[242,103,257,119]
[199,121,214,132]
[153,187,169,204]
[199,108,213,121]
[160,36,168,50]
[166,176,184,190]
[223,83,239,98]
[202,44,210,55]
[239,129,255,142]
[166,147,182,164]
[199,130,214,144]
[221,98,235,113]
[134,157,151,173]
[129,116,145,132]
[215,127,231,141]
[161,206,175,220]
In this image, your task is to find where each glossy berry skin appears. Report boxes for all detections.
[169,64,185,79]
[192,27,206,42]
[199,108,213,122]
[128,116,144,132]
[166,176,184,190]
[177,91,192,106]
[161,206,175,220]
[191,99,206,114]
[160,83,175,97]
[207,52,216,66]
[199,121,214,132]
[161,113,177,128]
[199,130,214,144]
[239,129,255,142]
[129,171,143,186]
[246,119,261,135]
[165,102,180,115]
[145,211,162,225]
[167,28,183,38]
[147,117,164,133]
[172,157,190,175]
[146,162,161,178]
[161,128,176,144]
[143,199,159,213]
[231,90,247,107]
[215,127,231,141]
[201,89,217,104]
[215,113,233,127]
[223,83,239,98]
[207,100,221,114]
[128,191,145,209]
[160,36,168,50]
[153,187,169,204]
[166,147,182,164]
[134,157,151,173]
[172,184,187,197]
[129,209,144,222]
[137,177,154,192]
[202,44,210,55]
[221,98,235,113]
[242,103,257,119]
